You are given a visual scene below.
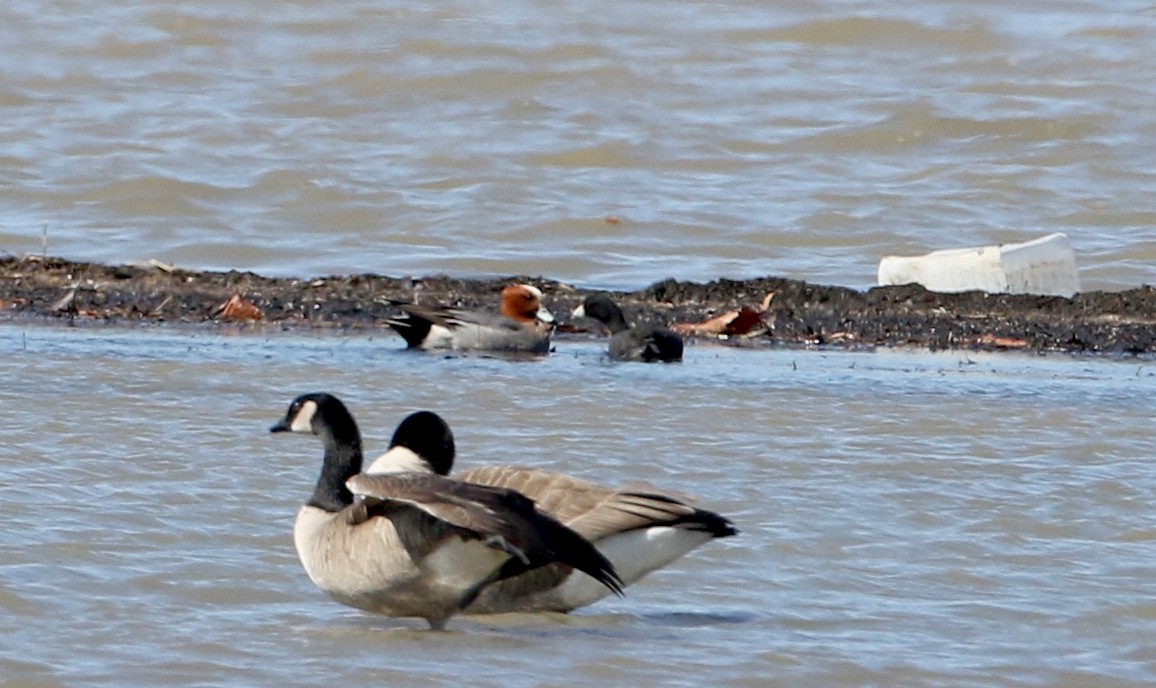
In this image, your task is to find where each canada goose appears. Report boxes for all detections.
[572,293,683,362]
[387,284,555,353]
[270,393,623,629]
[368,411,736,615]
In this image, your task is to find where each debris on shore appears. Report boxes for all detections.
[1,255,1154,355]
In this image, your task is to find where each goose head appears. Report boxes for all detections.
[271,392,363,512]
[366,410,456,475]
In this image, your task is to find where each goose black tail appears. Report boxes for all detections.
[497,502,625,596]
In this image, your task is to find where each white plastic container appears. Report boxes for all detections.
[877,233,1080,297]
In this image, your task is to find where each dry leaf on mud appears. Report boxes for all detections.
[758,291,776,311]
[723,306,767,336]
[979,334,1028,349]
[672,310,737,335]
[214,294,263,321]
[672,291,775,337]
[50,288,77,313]
[672,297,770,337]
[672,307,766,336]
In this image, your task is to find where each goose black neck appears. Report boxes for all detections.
[309,402,364,513]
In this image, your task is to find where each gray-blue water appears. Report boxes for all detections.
[2,323,1154,686]
[3,0,1156,685]
[1,0,1155,290]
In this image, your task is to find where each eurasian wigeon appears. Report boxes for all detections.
[269,393,623,630]
[387,284,555,354]
[572,293,684,362]
[367,410,736,615]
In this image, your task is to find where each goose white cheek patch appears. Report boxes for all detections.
[290,400,318,433]
[366,446,431,474]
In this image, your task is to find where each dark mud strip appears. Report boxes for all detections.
[1,255,1154,354]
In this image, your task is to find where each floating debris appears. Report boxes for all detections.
[878,232,1080,297]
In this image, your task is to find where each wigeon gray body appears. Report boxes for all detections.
[572,293,684,362]
[368,411,736,615]
[270,394,623,630]
[387,284,554,354]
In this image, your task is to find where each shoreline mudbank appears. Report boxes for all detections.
[1,255,1154,355]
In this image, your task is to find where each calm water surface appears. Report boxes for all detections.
[1,1,1156,289]
[1,323,1154,686]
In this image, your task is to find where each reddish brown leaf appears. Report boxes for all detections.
[672,310,740,335]
[673,299,769,337]
[723,306,765,336]
[979,334,1028,349]
[215,293,263,321]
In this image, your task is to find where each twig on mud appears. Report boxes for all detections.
[50,287,76,313]
[151,295,172,316]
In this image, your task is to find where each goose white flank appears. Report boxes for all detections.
[368,409,736,614]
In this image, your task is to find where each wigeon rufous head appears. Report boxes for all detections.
[386,283,554,353]
[500,284,554,325]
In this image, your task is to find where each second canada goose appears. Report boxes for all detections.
[368,411,736,615]
[270,393,623,629]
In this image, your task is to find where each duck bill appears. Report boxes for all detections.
[536,306,555,324]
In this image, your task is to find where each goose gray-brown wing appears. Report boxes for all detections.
[457,466,736,540]
[346,473,624,595]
